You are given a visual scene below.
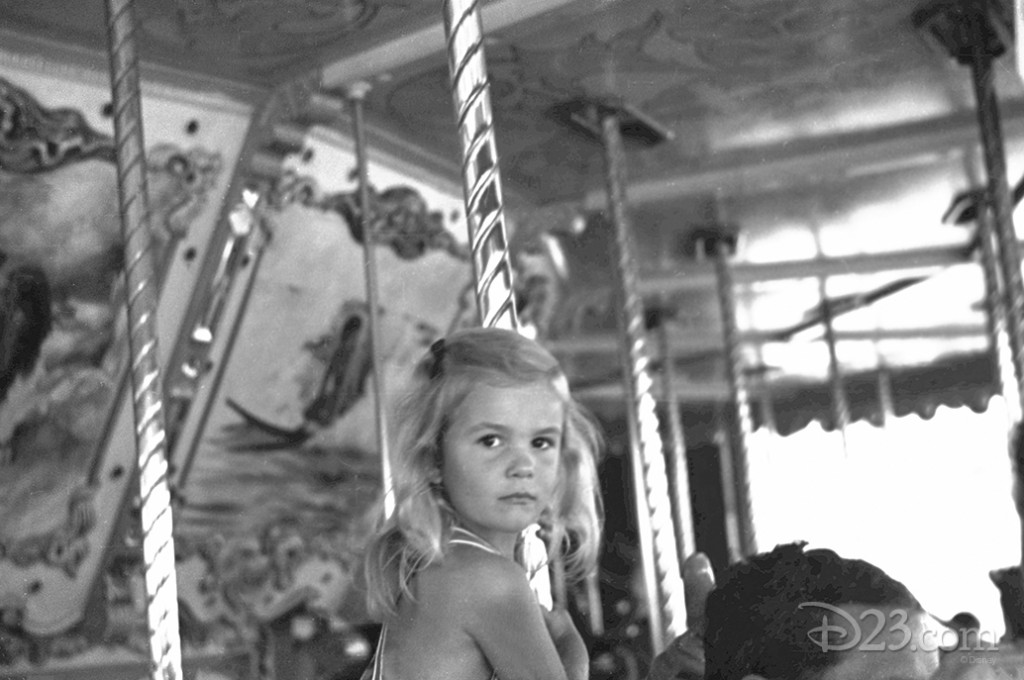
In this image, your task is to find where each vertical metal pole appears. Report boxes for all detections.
[715,421,743,565]
[348,84,395,519]
[963,0,1024,591]
[584,570,604,637]
[1017,0,1024,80]
[712,244,757,559]
[442,0,562,610]
[977,199,1019,418]
[442,0,517,331]
[758,381,778,435]
[600,110,686,652]
[967,2,1024,408]
[753,346,777,436]
[819,287,850,446]
[876,364,894,427]
[655,314,697,564]
[963,153,1020,423]
[104,1,182,678]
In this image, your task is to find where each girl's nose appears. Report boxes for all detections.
[507,443,534,478]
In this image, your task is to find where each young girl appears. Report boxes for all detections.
[362,327,604,680]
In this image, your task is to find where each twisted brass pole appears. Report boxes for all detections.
[441,0,565,611]
[976,196,1017,418]
[962,0,1024,612]
[442,0,517,331]
[712,244,757,559]
[601,110,686,652]
[104,0,182,677]
[655,315,697,564]
[966,3,1024,409]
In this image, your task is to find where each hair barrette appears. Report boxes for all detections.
[428,337,446,379]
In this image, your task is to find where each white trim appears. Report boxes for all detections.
[307,124,464,199]
[0,28,263,115]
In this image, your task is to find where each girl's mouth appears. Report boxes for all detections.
[500,492,537,502]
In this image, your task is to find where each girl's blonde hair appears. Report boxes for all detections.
[363,327,604,618]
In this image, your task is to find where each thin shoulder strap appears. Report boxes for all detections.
[366,625,386,680]
[448,526,503,556]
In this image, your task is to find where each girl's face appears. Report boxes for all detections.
[440,380,564,558]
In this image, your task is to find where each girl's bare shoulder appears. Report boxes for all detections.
[418,545,534,611]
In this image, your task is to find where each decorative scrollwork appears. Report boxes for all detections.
[4,484,96,576]
[147,144,224,242]
[266,171,469,262]
[0,78,223,663]
[176,0,380,42]
[0,77,114,173]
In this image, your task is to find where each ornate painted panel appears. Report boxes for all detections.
[0,60,540,677]
[169,143,477,648]
[0,62,252,676]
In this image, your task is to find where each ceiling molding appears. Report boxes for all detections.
[320,0,582,88]
[547,323,987,359]
[0,27,266,109]
[581,99,1024,209]
[305,122,465,200]
[632,241,984,297]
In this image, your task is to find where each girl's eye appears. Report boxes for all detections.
[532,437,556,450]
[478,434,501,448]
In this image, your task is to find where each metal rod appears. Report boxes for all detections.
[712,245,757,559]
[963,0,1024,618]
[759,386,778,434]
[978,196,1019,417]
[600,110,686,652]
[656,314,697,565]
[584,570,604,637]
[165,86,299,489]
[876,364,894,426]
[103,0,182,677]
[755,345,778,434]
[715,421,744,565]
[967,2,1024,409]
[965,149,1019,421]
[819,287,851,445]
[348,83,395,519]
[173,195,270,491]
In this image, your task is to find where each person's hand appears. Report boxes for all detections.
[646,552,717,680]
[542,605,588,680]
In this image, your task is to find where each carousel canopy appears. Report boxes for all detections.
[2,0,1022,431]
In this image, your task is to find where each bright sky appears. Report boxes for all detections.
[748,398,1021,638]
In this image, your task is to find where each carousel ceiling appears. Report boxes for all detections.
[2,0,1023,424]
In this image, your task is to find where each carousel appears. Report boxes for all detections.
[1,0,1024,678]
